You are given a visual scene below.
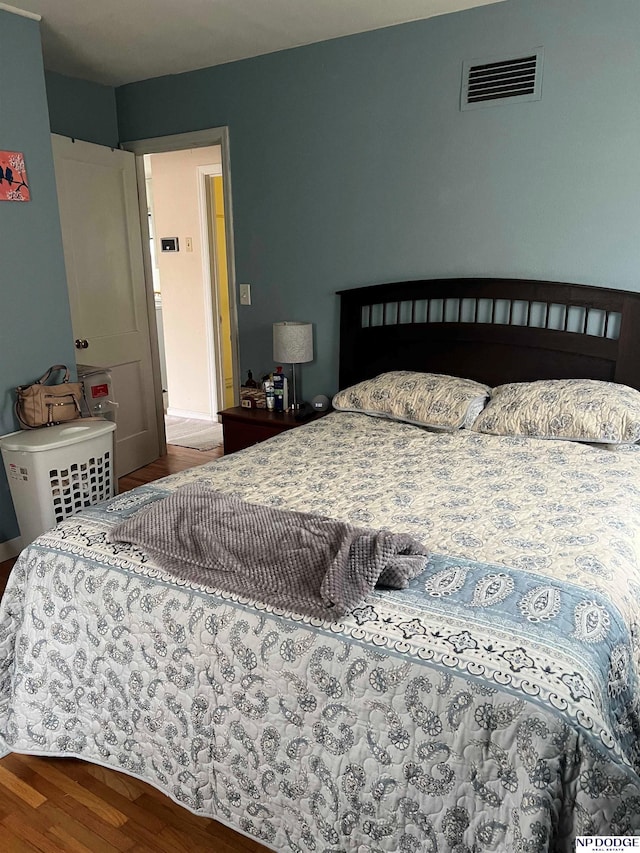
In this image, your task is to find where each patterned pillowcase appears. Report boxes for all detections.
[471,379,640,444]
[332,371,490,431]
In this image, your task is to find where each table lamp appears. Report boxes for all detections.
[273,322,313,411]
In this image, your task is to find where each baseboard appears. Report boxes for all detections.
[0,536,22,562]
[166,408,217,422]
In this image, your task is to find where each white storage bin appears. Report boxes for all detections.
[77,363,119,422]
[0,419,116,546]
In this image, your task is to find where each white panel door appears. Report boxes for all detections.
[52,134,160,476]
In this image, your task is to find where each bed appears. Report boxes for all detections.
[1,277,640,851]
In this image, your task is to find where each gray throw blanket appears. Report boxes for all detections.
[107,485,429,618]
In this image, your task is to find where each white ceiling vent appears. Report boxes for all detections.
[461,48,543,110]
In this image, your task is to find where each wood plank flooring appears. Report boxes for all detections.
[0,444,271,853]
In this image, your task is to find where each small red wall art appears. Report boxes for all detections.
[0,151,30,201]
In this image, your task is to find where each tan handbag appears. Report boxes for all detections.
[15,365,83,429]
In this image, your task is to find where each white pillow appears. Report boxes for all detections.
[332,371,490,431]
[472,379,640,444]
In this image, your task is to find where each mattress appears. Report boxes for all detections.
[1,411,639,850]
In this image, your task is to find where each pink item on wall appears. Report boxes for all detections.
[0,151,30,201]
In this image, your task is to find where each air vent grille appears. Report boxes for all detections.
[461,48,543,110]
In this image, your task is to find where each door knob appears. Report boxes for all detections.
[75,339,89,349]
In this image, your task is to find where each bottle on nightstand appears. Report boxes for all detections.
[264,376,275,410]
[273,366,288,411]
[244,370,258,388]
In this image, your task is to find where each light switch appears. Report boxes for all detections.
[185,237,193,252]
[239,284,251,305]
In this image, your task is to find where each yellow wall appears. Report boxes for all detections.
[212,176,235,408]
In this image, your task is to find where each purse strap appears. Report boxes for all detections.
[37,365,70,385]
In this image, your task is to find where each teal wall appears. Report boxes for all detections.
[0,12,76,541]
[116,0,640,399]
[46,71,119,148]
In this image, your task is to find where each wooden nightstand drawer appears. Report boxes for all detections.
[222,421,283,454]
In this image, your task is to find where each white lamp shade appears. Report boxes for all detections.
[273,322,313,364]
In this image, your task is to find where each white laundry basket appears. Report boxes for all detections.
[0,419,116,546]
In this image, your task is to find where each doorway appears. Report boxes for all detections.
[123,128,240,454]
[144,149,234,452]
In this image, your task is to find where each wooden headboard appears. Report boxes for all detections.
[338,278,640,392]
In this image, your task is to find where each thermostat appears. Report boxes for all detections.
[161,237,179,252]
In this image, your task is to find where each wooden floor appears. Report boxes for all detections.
[0,444,271,853]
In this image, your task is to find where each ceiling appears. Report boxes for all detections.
[4,0,505,87]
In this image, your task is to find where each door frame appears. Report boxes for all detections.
[121,127,240,453]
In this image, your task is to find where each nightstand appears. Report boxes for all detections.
[218,406,327,454]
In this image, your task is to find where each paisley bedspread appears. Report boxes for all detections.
[1,411,640,851]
